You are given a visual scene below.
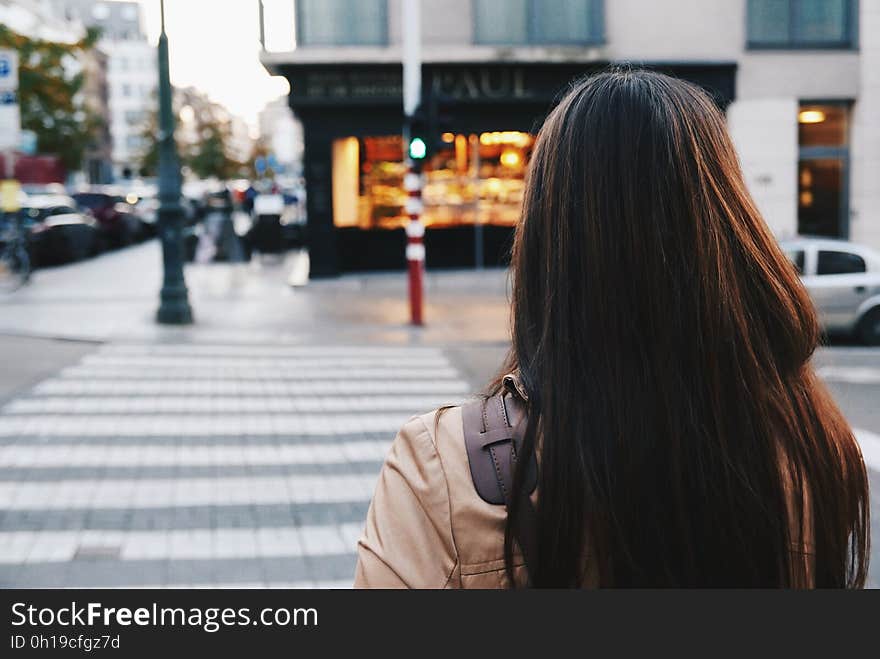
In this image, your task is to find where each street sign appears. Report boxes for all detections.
[0,50,19,94]
[0,179,21,212]
[0,49,21,153]
[19,130,36,156]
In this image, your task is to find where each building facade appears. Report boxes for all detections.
[258,96,304,174]
[261,0,878,277]
[47,0,157,179]
[0,0,113,182]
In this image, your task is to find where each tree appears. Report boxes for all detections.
[137,91,243,180]
[0,25,101,172]
[185,116,240,180]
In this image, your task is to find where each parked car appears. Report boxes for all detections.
[781,237,880,345]
[71,191,144,247]
[20,195,101,265]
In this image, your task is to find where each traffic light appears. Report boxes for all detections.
[408,137,427,160]
[406,105,430,161]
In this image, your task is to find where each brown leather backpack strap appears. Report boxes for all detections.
[462,392,538,583]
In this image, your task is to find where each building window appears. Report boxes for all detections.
[747,0,856,49]
[296,0,387,46]
[474,0,604,45]
[797,102,851,238]
[331,131,534,231]
[91,3,110,20]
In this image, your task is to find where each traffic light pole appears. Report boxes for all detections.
[402,0,424,326]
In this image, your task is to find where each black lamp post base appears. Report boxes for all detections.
[156,305,193,325]
[156,286,194,325]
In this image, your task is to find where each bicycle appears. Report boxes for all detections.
[0,211,31,292]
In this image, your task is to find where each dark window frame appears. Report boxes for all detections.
[786,249,806,275]
[746,0,859,50]
[816,250,866,275]
[295,0,389,47]
[798,99,853,239]
[473,0,605,46]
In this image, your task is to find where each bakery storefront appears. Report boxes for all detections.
[273,62,735,276]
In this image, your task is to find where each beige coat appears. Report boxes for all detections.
[354,404,529,588]
[354,396,817,589]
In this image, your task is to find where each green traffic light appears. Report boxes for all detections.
[409,137,427,159]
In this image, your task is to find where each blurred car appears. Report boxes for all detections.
[118,182,160,238]
[20,195,101,265]
[71,191,144,247]
[132,195,159,235]
[20,183,68,196]
[781,237,880,345]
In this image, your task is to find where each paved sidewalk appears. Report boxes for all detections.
[0,241,511,345]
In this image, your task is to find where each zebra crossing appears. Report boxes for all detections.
[0,342,472,588]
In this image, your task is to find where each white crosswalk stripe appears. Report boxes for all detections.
[2,396,456,414]
[0,441,390,467]
[0,474,378,509]
[0,413,414,436]
[0,523,365,564]
[0,342,468,588]
[816,365,880,385]
[32,379,469,396]
[61,366,460,380]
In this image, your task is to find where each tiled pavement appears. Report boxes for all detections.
[0,342,473,588]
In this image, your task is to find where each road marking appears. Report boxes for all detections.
[2,395,455,414]
[0,440,390,467]
[0,523,363,564]
[100,344,446,358]
[80,354,453,369]
[32,379,470,396]
[816,366,880,385]
[855,428,880,472]
[61,365,462,380]
[0,474,377,509]
[0,412,413,436]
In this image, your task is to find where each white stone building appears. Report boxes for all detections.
[257,96,304,173]
[46,0,157,178]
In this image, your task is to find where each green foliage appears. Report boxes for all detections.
[0,25,101,172]
[184,116,240,180]
[137,93,244,180]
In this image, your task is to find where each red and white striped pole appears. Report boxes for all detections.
[405,167,424,325]
[402,0,424,326]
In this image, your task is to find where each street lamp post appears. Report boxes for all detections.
[155,0,193,325]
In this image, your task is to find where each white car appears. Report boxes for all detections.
[781,238,880,345]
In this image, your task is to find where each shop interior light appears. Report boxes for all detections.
[441,132,455,143]
[478,131,533,148]
[798,109,826,124]
[500,149,521,167]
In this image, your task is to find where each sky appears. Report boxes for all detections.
[136,0,290,134]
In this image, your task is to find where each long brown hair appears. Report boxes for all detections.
[493,68,869,587]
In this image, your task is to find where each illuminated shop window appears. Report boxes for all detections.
[331,132,535,230]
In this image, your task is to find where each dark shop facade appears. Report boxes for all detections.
[269,61,736,277]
